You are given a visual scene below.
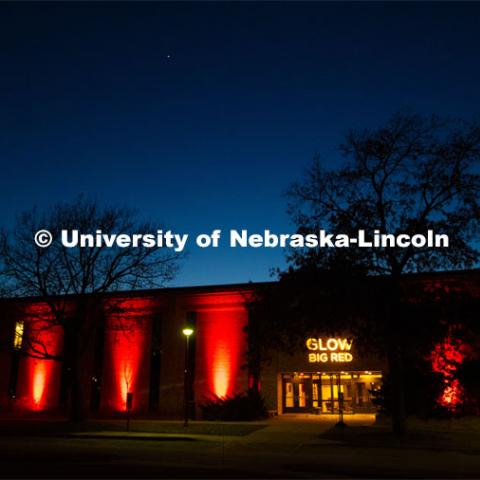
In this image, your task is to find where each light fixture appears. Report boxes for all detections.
[182,327,194,337]
[182,325,194,426]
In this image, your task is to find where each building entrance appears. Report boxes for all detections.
[281,371,382,414]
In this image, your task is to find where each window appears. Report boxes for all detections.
[10,320,24,398]
[13,320,24,350]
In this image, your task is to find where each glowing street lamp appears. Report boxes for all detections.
[182,326,194,426]
[182,328,194,337]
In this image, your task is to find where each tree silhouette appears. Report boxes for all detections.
[0,196,183,421]
[274,112,480,434]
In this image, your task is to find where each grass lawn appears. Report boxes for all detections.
[320,415,480,453]
[0,418,266,437]
[88,420,266,436]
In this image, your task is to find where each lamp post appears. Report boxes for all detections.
[335,373,346,430]
[182,327,194,427]
[126,392,133,432]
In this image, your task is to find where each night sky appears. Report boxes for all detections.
[1,2,479,286]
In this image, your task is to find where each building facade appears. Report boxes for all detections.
[0,270,478,418]
[0,285,251,417]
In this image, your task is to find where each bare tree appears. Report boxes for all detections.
[0,197,183,421]
[285,112,480,435]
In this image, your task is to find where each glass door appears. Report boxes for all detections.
[285,381,294,408]
[282,374,312,412]
[321,374,345,413]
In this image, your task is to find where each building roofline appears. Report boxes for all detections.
[1,268,479,304]
[391,268,480,280]
[0,280,276,304]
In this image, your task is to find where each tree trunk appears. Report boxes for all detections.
[69,333,88,423]
[386,342,407,436]
[65,301,99,423]
[385,276,408,436]
[63,312,91,424]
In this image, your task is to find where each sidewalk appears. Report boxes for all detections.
[1,415,479,477]
[65,413,374,446]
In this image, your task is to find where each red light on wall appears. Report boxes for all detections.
[17,304,63,411]
[32,362,47,408]
[198,306,247,399]
[248,374,261,392]
[102,299,152,413]
[212,338,231,398]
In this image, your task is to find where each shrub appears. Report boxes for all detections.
[200,389,268,421]
[369,368,457,418]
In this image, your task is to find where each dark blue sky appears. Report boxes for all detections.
[1,2,479,286]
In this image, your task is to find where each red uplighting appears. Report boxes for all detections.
[32,361,47,407]
[12,289,252,414]
[198,306,247,399]
[431,335,470,412]
[248,374,261,392]
[101,298,152,412]
[440,378,464,408]
[18,304,63,411]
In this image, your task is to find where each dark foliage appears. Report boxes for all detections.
[370,367,446,418]
[200,389,268,421]
[275,111,480,435]
[458,359,480,415]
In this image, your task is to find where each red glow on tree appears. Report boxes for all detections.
[431,335,469,412]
